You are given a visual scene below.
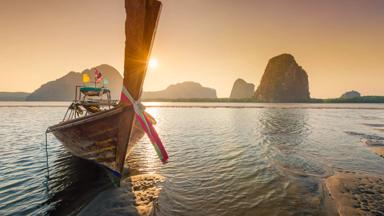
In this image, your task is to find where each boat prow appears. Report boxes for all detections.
[47,0,167,178]
[48,105,144,176]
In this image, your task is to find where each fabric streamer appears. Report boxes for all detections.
[120,87,169,163]
[94,69,104,83]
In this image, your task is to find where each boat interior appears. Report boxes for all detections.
[63,85,119,122]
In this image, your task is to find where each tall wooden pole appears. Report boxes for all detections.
[123,0,161,100]
[116,0,162,174]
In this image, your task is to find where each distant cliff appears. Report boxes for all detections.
[26,64,123,101]
[340,90,361,99]
[142,81,217,99]
[254,54,310,102]
[25,68,217,101]
[0,92,30,101]
[230,79,255,99]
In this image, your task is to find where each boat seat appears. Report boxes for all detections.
[83,104,101,113]
[80,87,110,97]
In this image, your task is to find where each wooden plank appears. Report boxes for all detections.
[122,0,162,100]
[48,106,124,132]
[116,0,162,174]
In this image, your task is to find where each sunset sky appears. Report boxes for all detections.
[0,0,383,98]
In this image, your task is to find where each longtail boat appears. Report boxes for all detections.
[47,0,168,177]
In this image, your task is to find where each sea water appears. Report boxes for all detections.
[0,102,384,215]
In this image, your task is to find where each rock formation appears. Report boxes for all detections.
[26,64,123,101]
[254,54,310,102]
[229,79,255,99]
[25,67,217,101]
[340,90,361,99]
[0,92,30,101]
[142,81,217,99]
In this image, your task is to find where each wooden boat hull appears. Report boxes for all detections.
[48,105,143,176]
[48,0,164,177]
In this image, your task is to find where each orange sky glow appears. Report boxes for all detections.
[0,0,383,98]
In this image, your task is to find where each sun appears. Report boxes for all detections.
[148,58,158,69]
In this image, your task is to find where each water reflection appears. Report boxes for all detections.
[257,109,329,215]
[2,104,384,216]
[131,108,329,215]
[260,108,309,147]
[45,151,112,216]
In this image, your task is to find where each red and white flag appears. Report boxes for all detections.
[94,69,103,83]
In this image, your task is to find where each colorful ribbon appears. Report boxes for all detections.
[121,87,169,163]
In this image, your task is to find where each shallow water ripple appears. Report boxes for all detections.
[1,104,384,215]
[128,107,384,216]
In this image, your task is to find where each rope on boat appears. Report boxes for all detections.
[44,129,50,180]
[120,86,169,163]
[42,129,52,197]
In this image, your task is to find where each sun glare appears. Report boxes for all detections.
[149,58,158,70]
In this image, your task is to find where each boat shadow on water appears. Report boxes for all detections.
[44,151,115,216]
[43,145,160,216]
[75,147,165,216]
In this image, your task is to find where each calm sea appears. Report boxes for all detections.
[0,102,384,215]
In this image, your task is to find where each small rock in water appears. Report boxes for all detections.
[129,174,165,216]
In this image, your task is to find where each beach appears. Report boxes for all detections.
[325,172,384,215]
[362,139,384,158]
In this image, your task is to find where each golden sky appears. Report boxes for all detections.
[0,0,383,98]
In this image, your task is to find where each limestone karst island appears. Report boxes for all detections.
[1,1,384,216]
[7,53,382,104]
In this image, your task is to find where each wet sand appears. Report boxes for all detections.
[325,172,384,216]
[130,174,164,216]
[370,147,384,158]
[79,174,164,216]
[362,139,384,158]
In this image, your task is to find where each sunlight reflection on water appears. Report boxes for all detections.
[0,103,384,215]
